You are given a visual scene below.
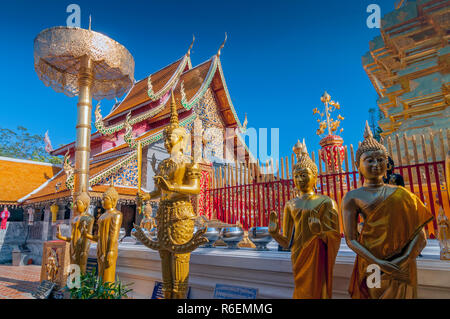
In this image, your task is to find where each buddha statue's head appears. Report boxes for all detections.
[102,182,119,210]
[355,121,388,180]
[74,190,90,215]
[292,139,318,193]
[163,90,187,154]
[144,202,152,218]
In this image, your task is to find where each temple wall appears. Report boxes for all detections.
[89,240,450,299]
[0,220,71,264]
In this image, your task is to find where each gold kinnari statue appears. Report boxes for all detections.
[83,183,123,283]
[269,139,341,299]
[342,122,433,299]
[56,190,94,274]
[133,91,207,299]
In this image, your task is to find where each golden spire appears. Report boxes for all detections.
[187,34,195,56]
[217,32,227,57]
[170,90,179,126]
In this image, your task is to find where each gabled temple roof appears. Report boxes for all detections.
[51,53,250,160]
[105,56,191,121]
[20,152,138,205]
[0,157,61,207]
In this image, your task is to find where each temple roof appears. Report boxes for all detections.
[0,157,61,207]
[105,56,190,121]
[20,151,138,205]
[51,53,249,160]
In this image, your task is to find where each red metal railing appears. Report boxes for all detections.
[200,160,448,238]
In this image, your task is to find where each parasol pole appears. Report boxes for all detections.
[74,54,94,197]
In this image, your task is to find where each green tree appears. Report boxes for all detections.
[0,126,62,164]
[368,108,383,142]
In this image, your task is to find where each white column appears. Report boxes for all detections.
[58,203,66,221]
[42,206,51,241]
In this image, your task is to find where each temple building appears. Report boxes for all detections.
[17,42,252,243]
[0,157,62,263]
[362,0,449,152]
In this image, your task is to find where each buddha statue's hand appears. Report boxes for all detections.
[308,213,322,235]
[268,211,279,235]
[376,259,400,275]
[80,224,86,236]
[137,191,150,202]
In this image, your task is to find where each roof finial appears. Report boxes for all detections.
[364,120,373,139]
[89,15,92,31]
[217,32,227,57]
[187,34,195,56]
[170,90,179,126]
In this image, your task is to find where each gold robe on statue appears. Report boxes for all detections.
[285,195,341,299]
[349,186,433,299]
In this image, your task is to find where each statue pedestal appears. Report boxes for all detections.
[40,240,70,289]
[89,239,450,299]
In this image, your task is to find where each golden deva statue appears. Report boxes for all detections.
[83,183,123,283]
[269,139,340,299]
[56,189,94,274]
[342,122,433,299]
[133,91,207,299]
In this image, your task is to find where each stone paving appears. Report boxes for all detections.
[0,265,40,299]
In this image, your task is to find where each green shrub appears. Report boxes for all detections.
[66,268,133,299]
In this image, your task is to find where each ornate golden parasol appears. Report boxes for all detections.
[34,26,135,196]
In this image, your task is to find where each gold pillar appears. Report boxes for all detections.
[74,55,94,196]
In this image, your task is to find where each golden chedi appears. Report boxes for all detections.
[133,91,207,299]
[83,183,123,283]
[269,139,340,299]
[56,189,94,274]
[342,121,433,299]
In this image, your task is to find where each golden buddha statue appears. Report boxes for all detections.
[342,122,433,299]
[83,183,123,283]
[133,91,207,299]
[140,203,156,231]
[56,189,94,274]
[269,139,340,299]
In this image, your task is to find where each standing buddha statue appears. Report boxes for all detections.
[56,189,94,274]
[269,139,341,299]
[342,122,433,299]
[133,91,207,299]
[83,183,123,283]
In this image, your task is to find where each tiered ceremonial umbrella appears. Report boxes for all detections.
[34,26,135,195]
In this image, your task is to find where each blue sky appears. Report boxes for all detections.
[0,0,397,160]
